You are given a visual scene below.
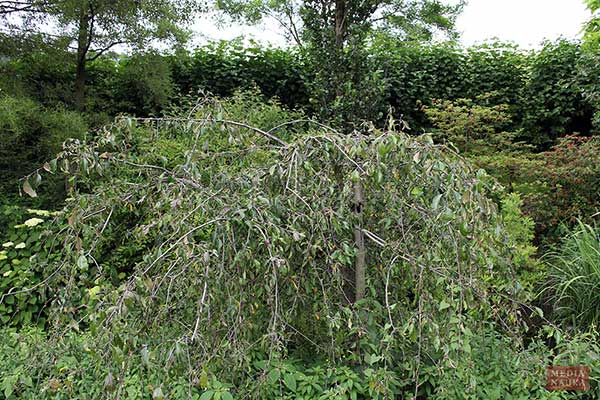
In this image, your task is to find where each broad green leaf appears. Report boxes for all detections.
[199,390,215,400]
[221,392,234,400]
[283,373,297,391]
[267,369,280,385]
[199,370,209,388]
[431,193,443,210]
[439,300,451,311]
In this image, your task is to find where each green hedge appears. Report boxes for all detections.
[1,39,597,148]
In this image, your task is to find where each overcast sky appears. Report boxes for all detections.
[192,0,591,49]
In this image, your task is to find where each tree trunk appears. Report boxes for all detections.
[354,179,366,302]
[334,0,346,99]
[74,3,91,111]
[334,0,345,48]
[74,58,86,111]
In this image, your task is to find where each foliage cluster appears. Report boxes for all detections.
[1,324,598,399]
[424,97,600,245]
[0,208,59,327]
[522,136,600,242]
[0,95,87,205]
[167,42,309,114]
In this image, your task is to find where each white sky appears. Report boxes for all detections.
[191,0,592,49]
[456,0,590,48]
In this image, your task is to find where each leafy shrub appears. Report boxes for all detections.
[464,42,529,117]
[0,48,75,107]
[0,327,207,399]
[545,222,600,331]
[499,193,540,289]
[0,208,59,327]
[113,52,175,116]
[421,96,522,154]
[1,325,598,399]
[520,40,596,148]
[167,41,309,112]
[523,136,600,243]
[434,325,600,399]
[0,95,87,206]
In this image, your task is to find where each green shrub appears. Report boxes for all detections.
[1,325,598,399]
[113,52,175,116]
[10,93,541,397]
[0,208,60,327]
[167,41,309,112]
[0,95,87,206]
[520,40,596,148]
[524,136,600,244]
[545,222,600,331]
[421,95,522,154]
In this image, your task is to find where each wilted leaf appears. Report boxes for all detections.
[22,180,37,198]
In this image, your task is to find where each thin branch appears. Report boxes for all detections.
[119,116,289,147]
[86,40,126,61]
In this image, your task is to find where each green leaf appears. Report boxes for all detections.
[199,369,209,388]
[431,193,443,210]
[267,369,280,385]
[152,387,164,400]
[439,300,451,311]
[283,373,297,392]
[199,390,215,400]
[221,392,234,400]
[141,346,150,366]
[77,254,88,270]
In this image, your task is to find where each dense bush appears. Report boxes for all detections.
[167,41,309,112]
[421,96,518,154]
[0,208,59,327]
[113,52,176,116]
[423,95,599,246]
[0,96,87,205]
[523,136,600,243]
[1,325,598,399]
[520,40,596,148]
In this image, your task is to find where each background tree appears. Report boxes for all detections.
[218,0,463,129]
[0,0,202,110]
[584,0,600,46]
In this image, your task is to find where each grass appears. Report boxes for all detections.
[545,221,600,331]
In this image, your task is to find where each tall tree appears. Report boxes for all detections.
[1,0,202,110]
[218,0,463,128]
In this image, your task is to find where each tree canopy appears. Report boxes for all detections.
[0,0,202,109]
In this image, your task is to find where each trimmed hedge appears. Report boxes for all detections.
[1,39,597,148]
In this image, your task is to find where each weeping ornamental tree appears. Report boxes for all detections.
[0,0,201,110]
[17,96,529,397]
